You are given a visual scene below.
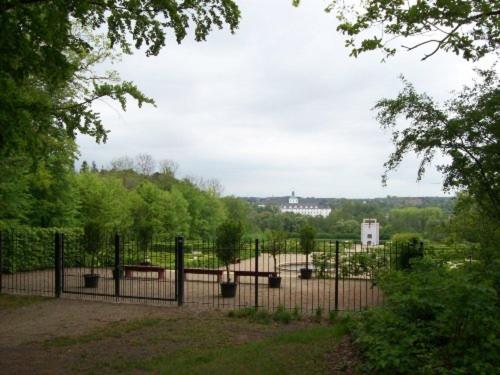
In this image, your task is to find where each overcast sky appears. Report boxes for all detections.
[78,0,485,198]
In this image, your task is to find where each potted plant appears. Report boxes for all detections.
[299,225,316,279]
[265,230,287,288]
[216,221,244,298]
[83,223,103,288]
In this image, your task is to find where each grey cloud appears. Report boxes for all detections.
[78,0,476,198]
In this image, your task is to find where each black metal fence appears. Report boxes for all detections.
[0,230,476,314]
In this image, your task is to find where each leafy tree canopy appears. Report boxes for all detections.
[376,69,500,221]
[0,0,240,160]
[300,0,500,60]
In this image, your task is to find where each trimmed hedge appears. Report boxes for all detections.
[1,228,83,273]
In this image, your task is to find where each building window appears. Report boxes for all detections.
[367,234,372,239]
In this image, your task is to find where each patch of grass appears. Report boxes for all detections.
[228,307,272,324]
[0,293,49,309]
[227,307,257,318]
[228,306,304,325]
[42,318,163,348]
[115,322,349,374]
[272,305,294,324]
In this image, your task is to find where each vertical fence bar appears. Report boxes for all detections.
[114,233,121,298]
[176,236,184,306]
[334,240,339,311]
[54,232,63,298]
[254,239,259,310]
[0,231,3,294]
[61,233,65,292]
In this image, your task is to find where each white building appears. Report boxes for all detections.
[280,192,332,218]
[361,218,380,246]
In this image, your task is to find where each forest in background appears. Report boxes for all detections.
[0,150,468,244]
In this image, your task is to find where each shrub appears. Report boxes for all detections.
[312,252,334,278]
[350,259,500,374]
[391,232,422,244]
[390,233,424,270]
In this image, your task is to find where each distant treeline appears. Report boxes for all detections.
[248,201,451,241]
[0,153,458,242]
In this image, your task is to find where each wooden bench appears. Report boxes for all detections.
[123,265,165,280]
[184,268,224,283]
[234,270,277,283]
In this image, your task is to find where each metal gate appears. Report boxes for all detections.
[61,234,184,304]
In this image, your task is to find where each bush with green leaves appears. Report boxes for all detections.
[390,233,424,270]
[0,227,84,273]
[312,252,334,279]
[215,221,244,283]
[350,259,500,374]
[391,232,422,244]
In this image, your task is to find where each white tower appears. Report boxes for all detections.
[361,218,380,246]
[288,191,298,204]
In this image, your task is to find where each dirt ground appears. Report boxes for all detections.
[0,295,362,374]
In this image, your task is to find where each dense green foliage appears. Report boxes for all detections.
[1,0,240,161]
[377,69,500,223]
[311,0,500,61]
[350,259,500,374]
[1,228,82,273]
[1,149,460,243]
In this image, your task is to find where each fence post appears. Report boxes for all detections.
[0,231,3,294]
[175,236,184,306]
[254,239,259,310]
[54,232,63,298]
[114,233,121,297]
[334,240,339,311]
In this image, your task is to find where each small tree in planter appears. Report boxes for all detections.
[83,223,104,288]
[215,221,243,298]
[77,172,130,287]
[299,225,316,279]
[265,230,287,288]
